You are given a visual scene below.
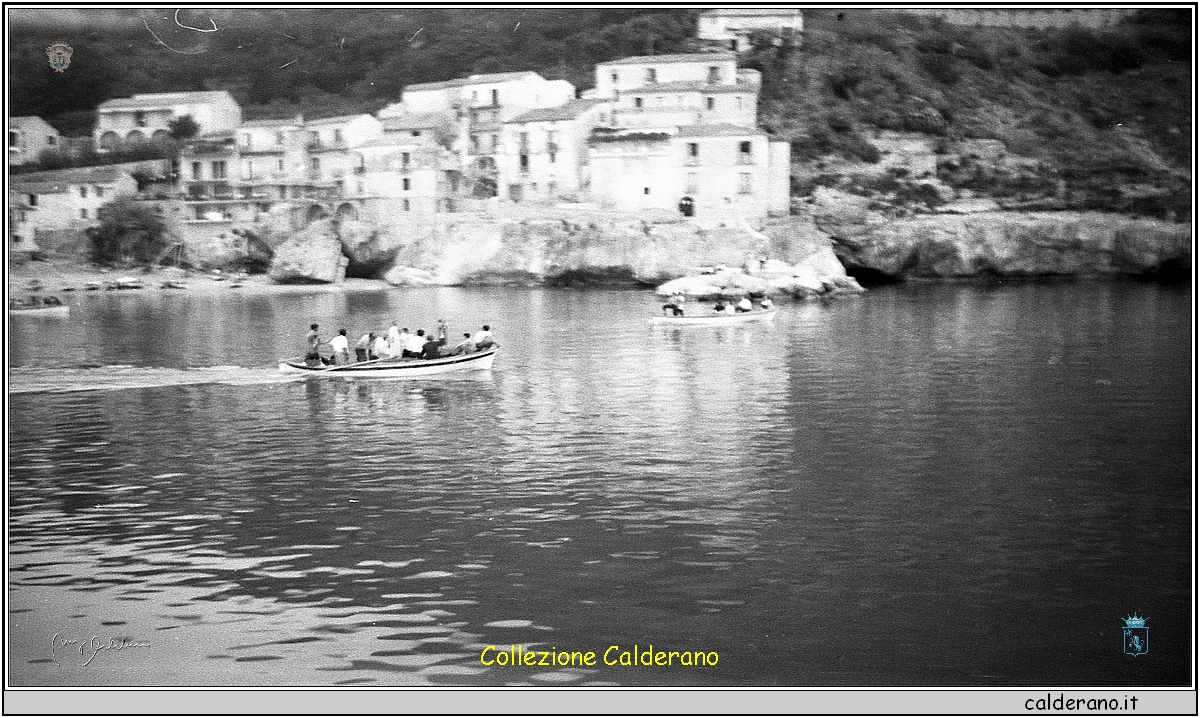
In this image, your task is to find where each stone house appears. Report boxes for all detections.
[497,99,613,204]
[697,8,805,51]
[95,90,242,151]
[8,166,138,247]
[9,116,60,166]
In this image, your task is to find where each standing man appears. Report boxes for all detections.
[355,332,374,362]
[329,329,350,365]
[304,323,322,366]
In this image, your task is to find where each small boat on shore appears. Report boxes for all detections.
[279,347,499,378]
[9,299,69,317]
[648,308,778,326]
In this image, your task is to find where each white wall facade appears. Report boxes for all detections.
[594,53,739,99]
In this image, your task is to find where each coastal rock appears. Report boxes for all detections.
[831,212,1191,280]
[382,265,445,286]
[267,220,349,284]
[338,219,402,276]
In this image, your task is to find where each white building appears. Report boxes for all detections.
[592,52,740,100]
[498,99,613,204]
[9,116,60,166]
[349,136,458,223]
[9,165,138,233]
[95,91,242,151]
[303,114,385,189]
[588,124,789,221]
[698,8,804,51]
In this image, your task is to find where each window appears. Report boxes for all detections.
[548,150,557,164]
[519,154,529,172]
[611,72,618,84]
[47,136,57,146]
[471,135,480,153]
[80,186,88,198]
[634,97,643,110]
[686,172,699,193]
[402,178,411,191]
[472,90,478,103]
[490,134,498,152]
[738,172,752,194]
[403,198,410,211]
[212,160,227,179]
[402,152,411,167]
[686,142,699,164]
[706,97,715,111]
[708,66,721,84]
[9,131,18,147]
[135,111,147,127]
[28,194,37,207]
[95,187,105,198]
[275,131,285,146]
[80,208,89,219]
[310,157,320,173]
[241,133,251,148]
[413,131,421,137]
[548,181,557,197]
[277,158,285,172]
[191,162,202,180]
[645,68,657,84]
[333,129,343,143]
[738,141,753,164]
[736,96,743,111]
[644,187,651,195]
[491,89,499,106]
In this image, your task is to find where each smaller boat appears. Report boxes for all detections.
[648,308,778,326]
[114,276,145,290]
[279,347,499,378]
[10,297,69,317]
[161,280,189,290]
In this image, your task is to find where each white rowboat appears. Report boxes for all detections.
[279,347,498,378]
[648,308,778,326]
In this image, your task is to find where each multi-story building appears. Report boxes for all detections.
[304,114,384,192]
[348,136,459,223]
[237,116,311,203]
[588,124,788,220]
[9,165,138,232]
[697,8,804,51]
[9,116,60,166]
[95,90,241,151]
[497,99,613,204]
[586,53,790,221]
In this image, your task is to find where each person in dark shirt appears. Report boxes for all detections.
[420,334,443,360]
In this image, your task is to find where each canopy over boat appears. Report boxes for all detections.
[279,347,498,378]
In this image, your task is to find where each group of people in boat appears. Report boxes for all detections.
[10,294,65,310]
[304,321,495,366]
[661,293,773,317]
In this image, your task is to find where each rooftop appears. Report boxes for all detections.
[674,123,768,138]
[509,99,609,124]
[598,52,736,66]
[306,113,374,126]
[382,111,450,131]
[241,117,303,128]
[98,91,237,111]
[11,164,130,189]
[405,71,542,93]
[701,8,804,18]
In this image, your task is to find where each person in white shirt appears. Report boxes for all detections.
[370,334,389,360]
[472,325,495,350]
[403,329,427,358]
[735,296,753,313]
[387,322,402,349]
[329,329,350,365]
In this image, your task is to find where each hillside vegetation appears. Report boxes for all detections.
[10,8,1191,216]
[745,9,1191,217]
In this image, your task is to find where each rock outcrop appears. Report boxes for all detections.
[267,220,349,284]
[827,211,1191,280]
[655,245,865,300]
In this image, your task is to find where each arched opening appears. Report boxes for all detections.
[678,196,695,217]
[151,129,172,144]
[126,130,146,145]
[99,131,120,151]
[334,202,358,222]
[305,204,327,224]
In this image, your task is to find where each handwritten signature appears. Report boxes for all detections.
[51,633,150,666]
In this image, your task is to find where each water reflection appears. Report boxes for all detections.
[8,283,1191,687]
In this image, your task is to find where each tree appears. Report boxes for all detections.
[168,114,201,141]
[87,200,168,266]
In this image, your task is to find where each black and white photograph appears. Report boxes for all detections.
[5,4,1194,712]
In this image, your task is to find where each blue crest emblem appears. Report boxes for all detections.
[1122,614,1148,657]
[46,41,73,73]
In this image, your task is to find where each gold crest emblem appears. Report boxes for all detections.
[46,41,73,73]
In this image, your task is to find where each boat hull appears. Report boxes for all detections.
[279,347,497,378]
[648,308,778,326]
[9,305,69,317]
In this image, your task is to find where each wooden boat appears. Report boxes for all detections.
[648,308,778,326]
[9,301,69,317]
[279,347,498,378]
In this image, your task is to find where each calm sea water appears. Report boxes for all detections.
[7,281,1192,686]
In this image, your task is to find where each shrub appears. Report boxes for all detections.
[87,200,168,266]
